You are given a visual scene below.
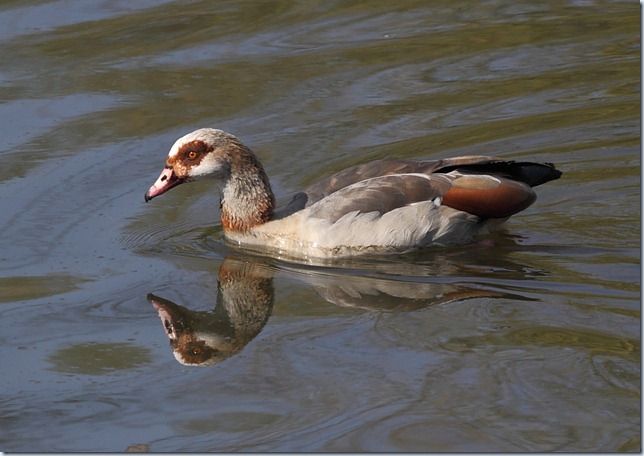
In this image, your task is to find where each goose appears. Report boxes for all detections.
[144,128,562,259]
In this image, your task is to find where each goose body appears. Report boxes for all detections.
[145,128,562,259]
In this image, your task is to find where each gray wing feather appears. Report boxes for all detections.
[306,173,453,223]
[300,156,506,206]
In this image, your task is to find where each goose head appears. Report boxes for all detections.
[145,128,275,231]
[144,128,241,201]
[144,128,275,231]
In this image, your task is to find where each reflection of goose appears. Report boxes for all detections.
[308,275,507,312]
[144,129,561,260]
[285,254,531,312]
[149,255,530,366]
[149,258,273,366]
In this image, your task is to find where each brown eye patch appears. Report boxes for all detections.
[168,140,214,171]
[180,140,213,162]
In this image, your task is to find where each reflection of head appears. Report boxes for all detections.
[170,332,236,367]
[148,258,274,367]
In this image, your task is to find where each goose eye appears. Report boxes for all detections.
[192,346,202,354]
[187,151,198,160]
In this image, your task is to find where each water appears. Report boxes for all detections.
[0,0,639,452]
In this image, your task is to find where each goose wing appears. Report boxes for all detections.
[305,173,452,223]
[281,156,561,220]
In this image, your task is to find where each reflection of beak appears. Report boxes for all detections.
[144,165,185,202]
[148,293,184,340]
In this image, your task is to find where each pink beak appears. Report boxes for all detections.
[144,166,185,202]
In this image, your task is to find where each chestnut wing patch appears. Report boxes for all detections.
[306,174,452,223]
[441,175,536,218]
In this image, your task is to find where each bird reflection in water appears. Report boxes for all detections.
[149,253,530,367]
[148,257,273,367]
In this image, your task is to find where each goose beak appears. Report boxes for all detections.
[144,166,185,202]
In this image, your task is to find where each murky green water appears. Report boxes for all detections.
[1,1,639,452]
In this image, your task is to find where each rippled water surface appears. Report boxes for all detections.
[1,1,640,452]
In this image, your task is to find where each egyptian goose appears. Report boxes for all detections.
[145,128,562,259]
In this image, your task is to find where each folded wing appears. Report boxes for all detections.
[284,155,561,221]
[305,173,452,223]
